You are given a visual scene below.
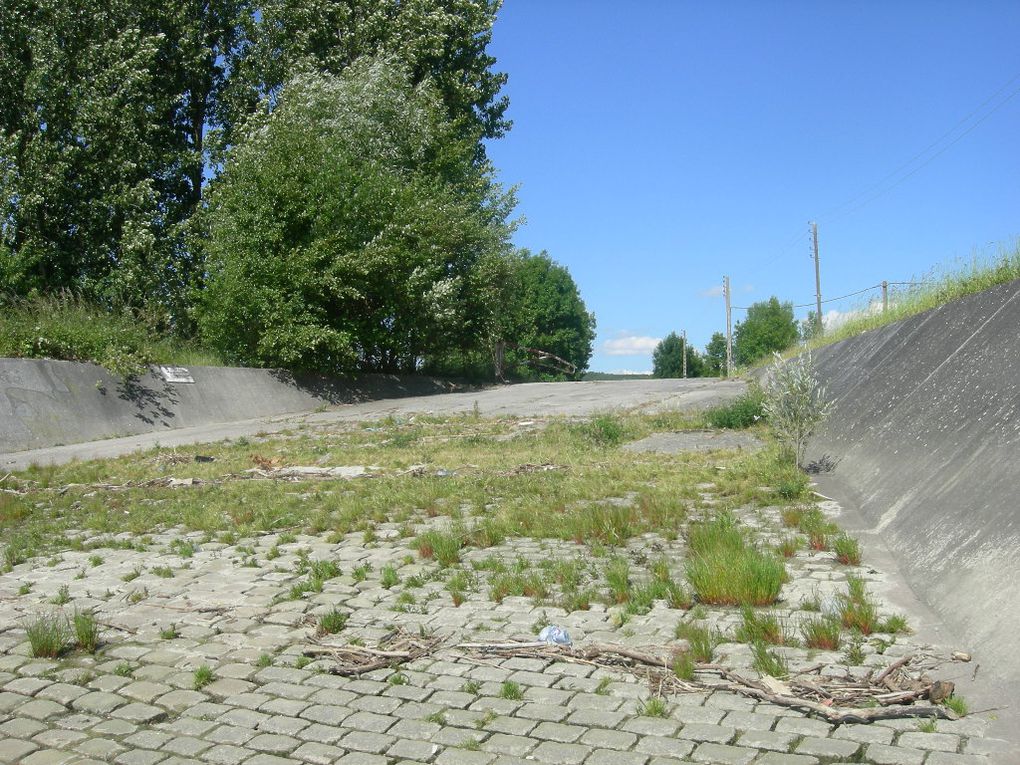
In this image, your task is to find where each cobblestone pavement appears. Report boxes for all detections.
[0,500,1014,765]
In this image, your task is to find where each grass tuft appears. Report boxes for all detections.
[24,613,69,658]
[72,608,100,653]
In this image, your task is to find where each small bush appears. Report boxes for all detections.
[686,518,786,607]
[705,387,765,429]
[775,536,799,558]
[837,577,880,635]
[761,351,832,467]
[604,558,631,604]
[25,613,70,658]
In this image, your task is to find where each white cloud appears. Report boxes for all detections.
[819,298,883,330]
[608,369,653,376]
[602,335,661,356]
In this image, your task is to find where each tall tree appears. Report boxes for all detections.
[227,0,509,156]
[506,249,595,380]
[734,297,798,365]
[704,331,727,376]
[652,332,704,378]
[198,60,514,374]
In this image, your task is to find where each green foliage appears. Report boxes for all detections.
[72,608,100,653]
[193,665,214,689]
[504,250,596,380]
[685,514,786,606]
[704,332,728,376]
[762,351,833,467]
[199,61,515,375]
[751,641,789,678]
[499,680,523,700]
[705,387,765,429]
[24,613,69,658]
[652,331,705,378]
[318,609,348,635]
[801,615,841,650]
[0,294,217,377]
[636,696,669,717]
[734,297,799,366]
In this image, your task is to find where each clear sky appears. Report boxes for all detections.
[484,1,1020,373]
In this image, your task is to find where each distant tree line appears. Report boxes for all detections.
[652,296,798,377]
[0,0,594,379]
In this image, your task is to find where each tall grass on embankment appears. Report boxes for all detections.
[805,241,1020,353]
[0,293,221,377]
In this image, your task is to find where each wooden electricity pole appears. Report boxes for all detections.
[681,330,687,378]
[810,222,822,336]
[882,280,889,312]
[723,276,733,376]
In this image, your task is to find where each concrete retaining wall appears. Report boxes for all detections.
[0,359,462,453]
[807,277,1020,707]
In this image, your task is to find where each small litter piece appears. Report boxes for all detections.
[538,625,572,646]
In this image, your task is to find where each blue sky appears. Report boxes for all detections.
[484,1,1020,373]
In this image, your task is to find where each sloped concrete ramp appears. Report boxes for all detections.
[0,360,461,454]
[807,278,1020,722]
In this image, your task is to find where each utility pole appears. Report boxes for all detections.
[723,276,733,377]
[810,221,822,336]
[882,280,889,312]
[681,330,687,378]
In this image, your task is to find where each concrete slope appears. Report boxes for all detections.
[806,277,1020,716]
[0,359,461,453]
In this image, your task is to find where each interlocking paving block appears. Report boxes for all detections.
[246,733,302,754]
[734,729,798,751]
[794,736,861,760]
[434,749,498,765]
[112,701,168,723]
[0,716,47,738]
[862,743,926,765]
[688,742,757,765]
[20,749,81,765]
[586,748,650,765]
[72,691,128,715]
[480,733,539,757]
[621,717,680,737]
[896,731,962,752]
[677,722,736,743]
[633,735,695,759]
[206,724,257,745]
[292,741,348,764]
[340,730,397,754]
[112,749,168,765]
[924,753,994,765]
[752,753,820,765]
[76,736,128,760]
[831,724,896,745]
[19,698,69,720]
[387,738,440,761]
[530,721,587,743]
[201,744,251,765]
[0,738,39,763]
[32,729,87,748]
[154,689,207,712]
[529,741,592,764]
[36,682,91,705]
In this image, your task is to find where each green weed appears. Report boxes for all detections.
[24,613,69,658]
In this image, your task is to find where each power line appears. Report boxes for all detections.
[818,71,1020,225]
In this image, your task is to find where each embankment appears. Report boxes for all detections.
[0,359,462,453]
[807,277,1020,714]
